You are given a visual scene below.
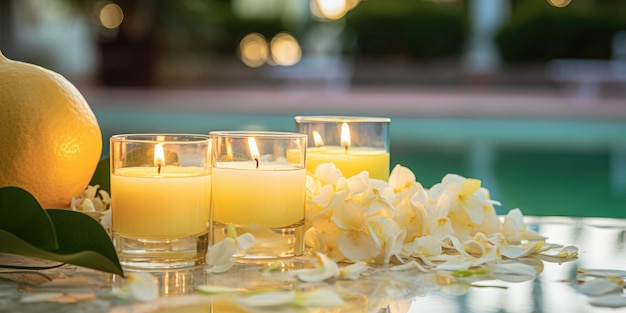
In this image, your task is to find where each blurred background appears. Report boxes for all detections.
[2,0,626,218]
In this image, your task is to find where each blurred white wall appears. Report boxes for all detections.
[12,0,96,80]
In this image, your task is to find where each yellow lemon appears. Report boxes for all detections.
[0,51,102,209]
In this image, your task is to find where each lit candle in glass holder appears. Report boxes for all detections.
[295,116,390,180]
[110,134,212,269]
[209,131,307,259]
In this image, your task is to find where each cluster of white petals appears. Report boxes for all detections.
[71,184,110,212]
[71,184,112,233]
[305,163,577,270]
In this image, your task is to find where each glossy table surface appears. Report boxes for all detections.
[1,216,626,313]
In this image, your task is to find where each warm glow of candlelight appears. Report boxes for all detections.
[248,137,260,168]
[340,123,351,151]
[154,143,165,174]
[312,130,324,147]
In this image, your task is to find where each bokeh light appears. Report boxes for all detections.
[239,33,269,68]
[269,32,302,66]
[547,0,572,8]
[99,3,124,29]
[310,0,359,20]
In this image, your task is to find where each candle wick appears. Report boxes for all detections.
[344,145,348,154]
[255,158,259,169]
[158,164,162,175]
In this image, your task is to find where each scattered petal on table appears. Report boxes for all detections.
[295,252,339,282]
[391,260,430,272]
[338,262,368,280]
[238,290,297,307]
[196,285,241,295]
[492,262,537,277]
[578,268,626,278]
[588,294,626,308]
[296,288,345,307]
[113,272,158,302]
[578,277,624,297]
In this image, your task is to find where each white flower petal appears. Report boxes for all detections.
[236,233,255,250]
[578,268,626,278]
[539,245,578,259]
[441,173,465,186]
[195,285,240,295]
[76,198,96,212]
[204,262,234,274]
[442,236,472,258]
[314,162,344,185]
[391,260,430,272]
[338,262,368,280]
[337,231,379,262]
[296,253,339,282]
[413,236,443,259]
[114,272,158,302]
[388,164,416,191]
[297,289,345,307]
[578,277,623,296]
[206,238,238,272]
[238,291,297,307]
[492,262,537,277]
[434,255,473,271]
[500,242,542,259]
[589,294,626,308]
[331,199,364,230]
[462,195,485,225]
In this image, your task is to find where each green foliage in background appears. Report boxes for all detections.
[345,1,466,60]
[90,158,111,194]
[496,0,626,61]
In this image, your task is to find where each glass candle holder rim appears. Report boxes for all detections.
[209,131,307,139]
[111,133,210,144]
[294,115,391,123]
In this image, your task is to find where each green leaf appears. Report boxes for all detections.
[0,187,58,250]
[89,157,111,194]
[0,186,124,277]
[47,209,123,276]
[0,230,123,276]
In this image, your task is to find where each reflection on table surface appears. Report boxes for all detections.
[1,216,625,313]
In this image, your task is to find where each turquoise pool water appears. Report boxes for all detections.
[95,109,626,218]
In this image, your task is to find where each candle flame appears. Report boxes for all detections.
[312,130,324,147]
[248,137,260,168]
[154,143,165,174]
[340,123,351,152]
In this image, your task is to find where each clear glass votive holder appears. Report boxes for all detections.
[209,131,307,259]
[294,116,390,180]
[110,134,211,270]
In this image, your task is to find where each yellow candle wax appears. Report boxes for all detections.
[211,163,306,228]
[111,166,211,238]
[306,146,390,180]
